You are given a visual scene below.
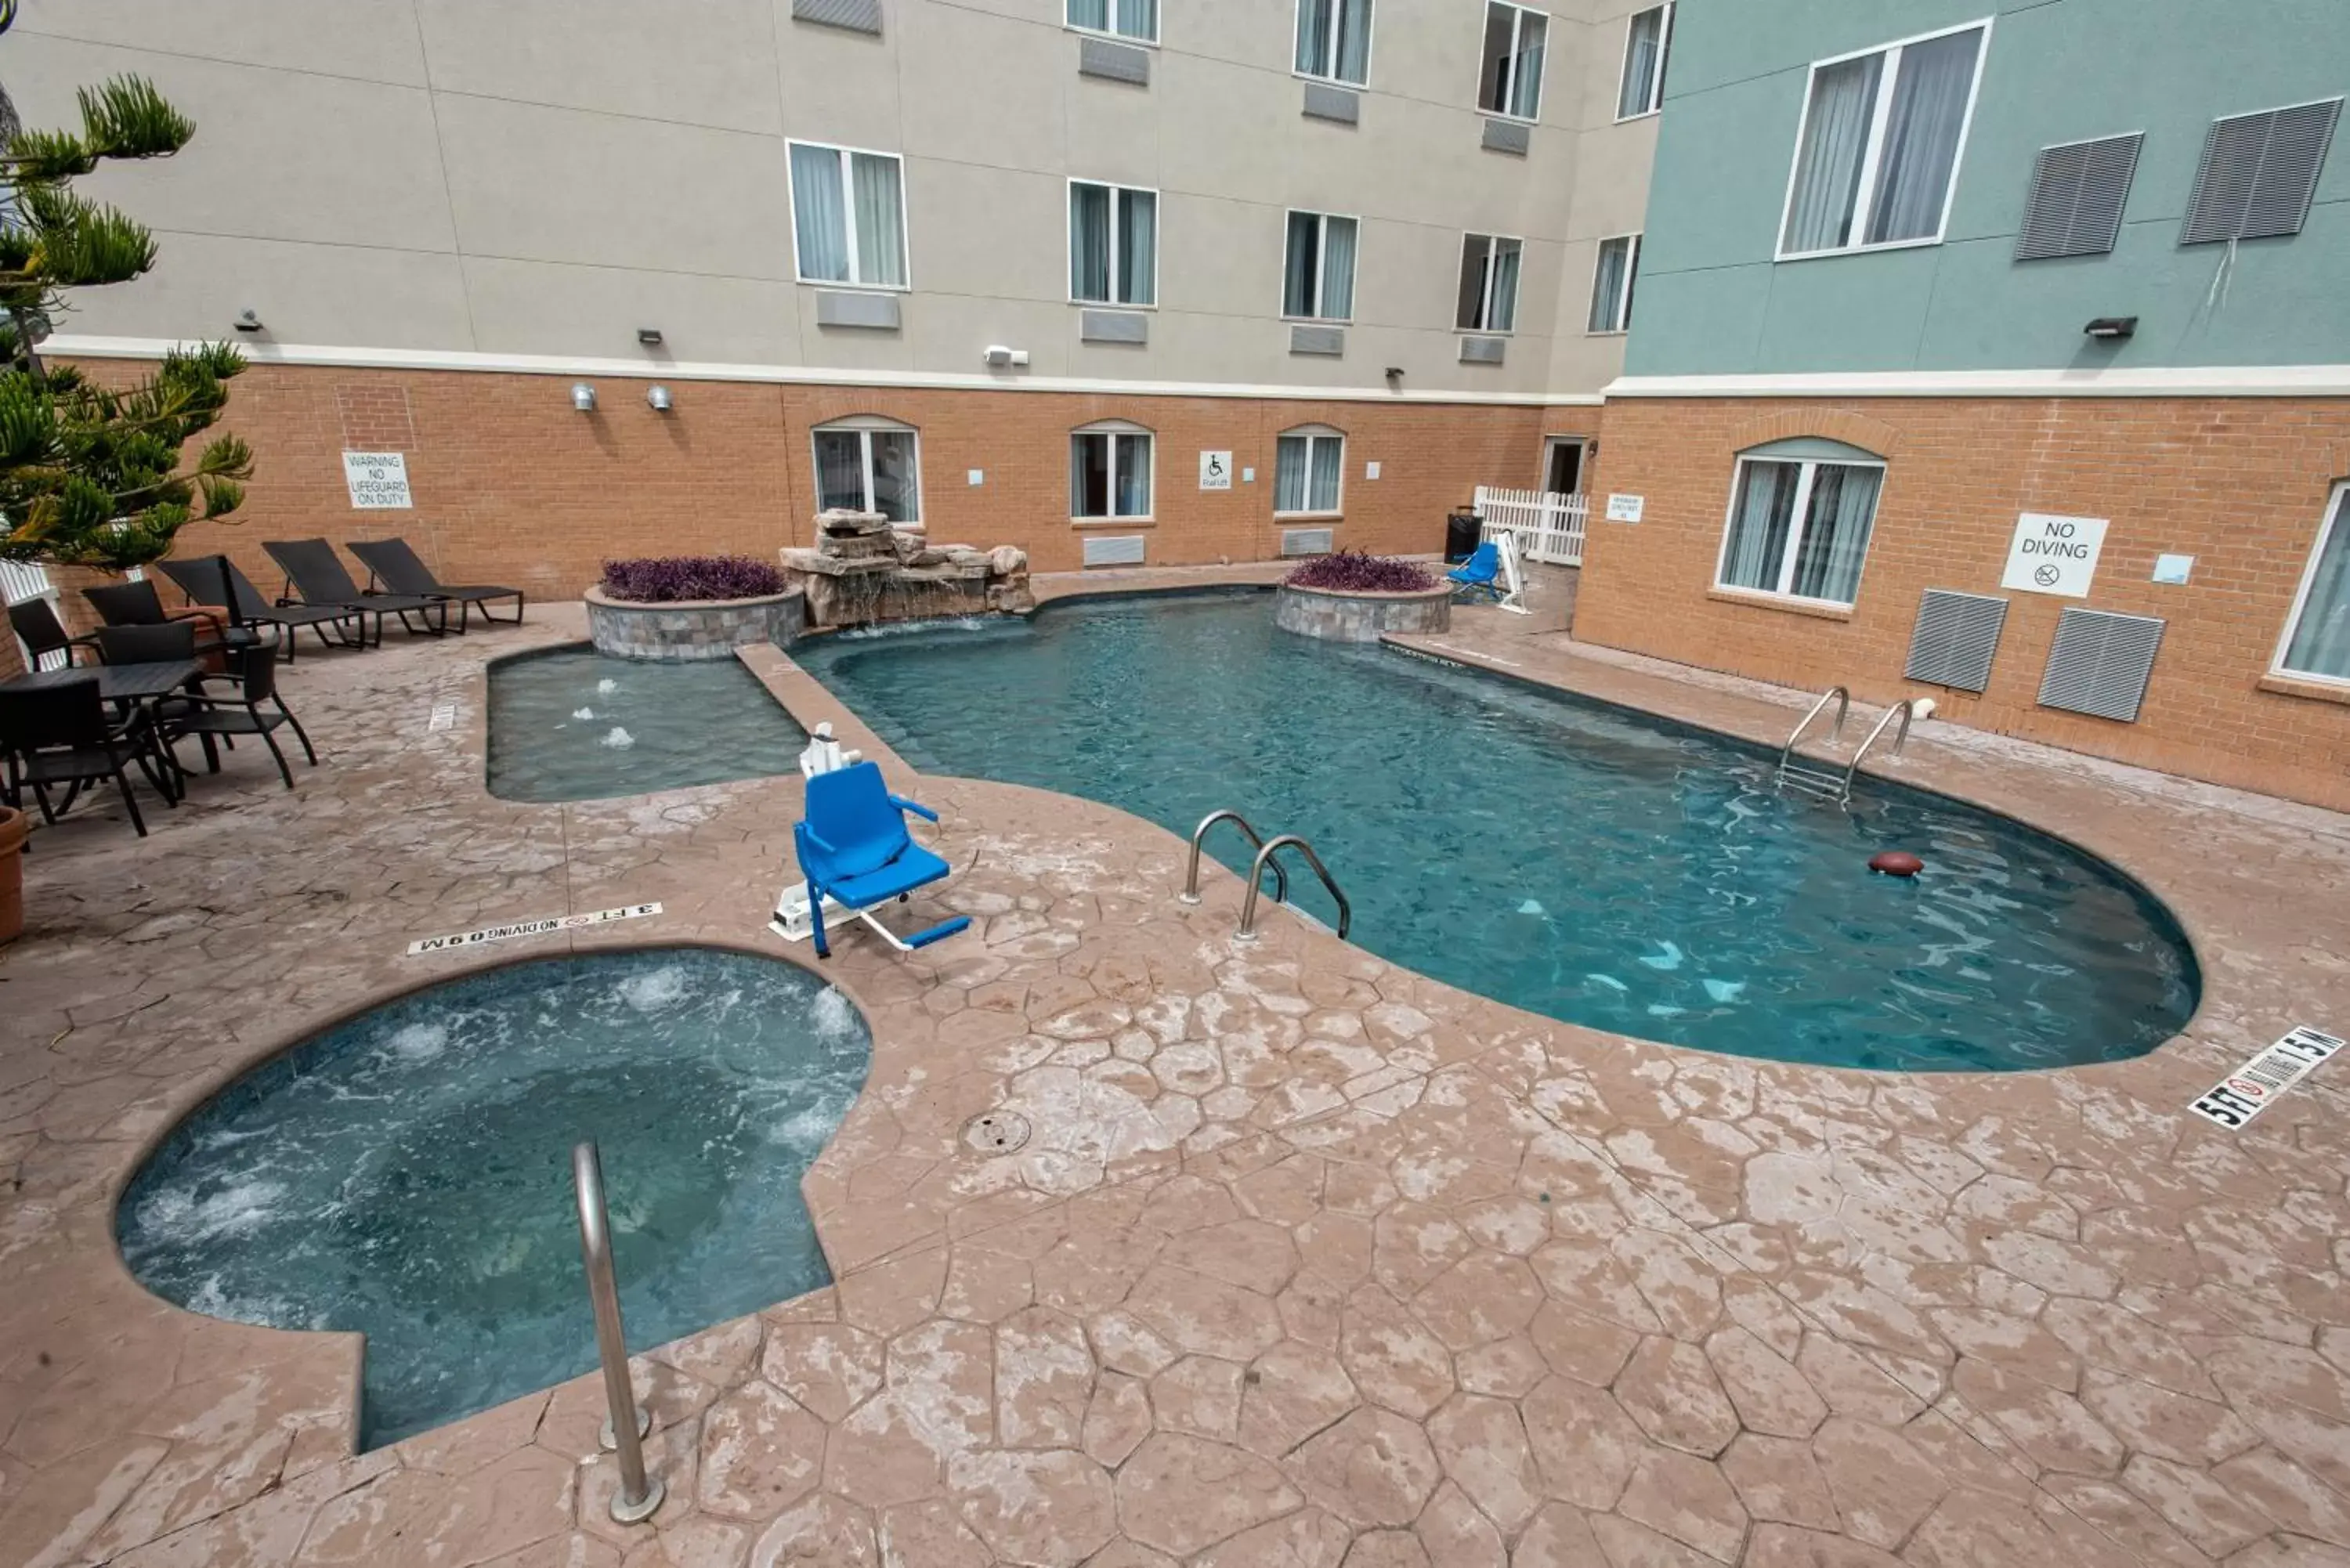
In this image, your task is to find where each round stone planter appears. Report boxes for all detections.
[1274,581,1452,643]
[584,585,807,662]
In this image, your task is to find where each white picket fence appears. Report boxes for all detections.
[1473,486,1589,566]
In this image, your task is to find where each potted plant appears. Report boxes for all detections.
[585,555,807,661]
[0,77,254,628]
[0,804,23,945]
[1274,550,1453,642]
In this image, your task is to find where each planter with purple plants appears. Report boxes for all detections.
[585,555,808,661]
[1274,551,1452,643]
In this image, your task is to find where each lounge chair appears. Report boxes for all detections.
[82,578,242,663]
[347,538,524,632]
[0,674,173,836]
[1448,541,1505,603]
[7,596,99,670]
[781,761,971,959]
[155,555,356,661]
[262,538,449,645]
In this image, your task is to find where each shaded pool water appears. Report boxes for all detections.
[118,948,866,1447]
[797,592,2197,1071]
[487,645,804,803]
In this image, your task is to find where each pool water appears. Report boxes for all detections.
[487,646,804,802]
[118,948,867,1447]
[798,593,2197,1071]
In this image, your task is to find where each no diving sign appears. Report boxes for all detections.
[2188,1025,2345,1129]
[2000,511,2106,598]
[344,450,414,509]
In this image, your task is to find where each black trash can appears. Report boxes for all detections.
[1444,507,1483,562]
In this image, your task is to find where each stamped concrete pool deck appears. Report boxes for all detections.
[5,564,2350,1568]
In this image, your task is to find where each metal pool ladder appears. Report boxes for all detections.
[1178,809,1351,942]
[1775,686,1925,806]
[573,1140,665,1524]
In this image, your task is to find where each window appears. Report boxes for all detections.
[1616,3,1671,120]
[1067,0,1156,43]
[1283,211,1358,320]
[1716,443,1885,607]
[1455,234,1522,333]
[1478,2,1547,121]
[812,417,921,526]
[1587,233,1640,333]
[1072,425,1153,518]
[1070,181,1157,305]
[2278,483,2350,685]
[1275,428,1344,515]
[1294,0,1372,86]
[787,142,908,289]
[1777,20,1990,258]
[2181,99,2341,246]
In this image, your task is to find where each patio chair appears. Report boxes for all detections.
[785,761,971,959]
[155,555,354,661]
[160,638,316,789]
[82,578,240,658]
[262,538,450,645]
[8,596,99,670]
[347,538,525,632]
[0,674,171,836]
[1447,541,1505,603]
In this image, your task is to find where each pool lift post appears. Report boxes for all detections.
[573,1140,665,1524]
[1492,528,1532,616]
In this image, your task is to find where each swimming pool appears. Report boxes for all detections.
[118,948,866,1447]
[487,645,804,803]
[798,592,2197,1071]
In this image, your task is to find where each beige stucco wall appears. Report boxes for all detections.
[8,0,1658,399]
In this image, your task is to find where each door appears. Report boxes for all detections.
[1542,437,1585,496]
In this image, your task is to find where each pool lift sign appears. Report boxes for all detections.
[2187,1025,2345,1129]
[405,902,662,956]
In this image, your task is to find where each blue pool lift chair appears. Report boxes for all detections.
[1448,541,1504,603]
[783,761,972,959]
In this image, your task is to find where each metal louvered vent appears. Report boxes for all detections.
[791,0,884,34]
[1904,590,2008,692]
[1081,533,1146,568]
[2038,608,2165,722]
[2182,99,2341,244]
[2016,134,2142,260]
[1280,527,1335,557]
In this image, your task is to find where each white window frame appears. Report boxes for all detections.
[2273,480,2350,687]
[1614,2,1672,122]
[1071,421,1155,522]
[1274,427,1346,517]
[1773,16,1994,262]
[1065,0,1158,46]
[1292,0,1375,88]
[811,417,923,529]
[1281,209,1360,323]
[1067,178,1160,309]
[1477,1,1549,124]
[1711,452,1888,609]
[785,139,911,292]
[1586,232,1640,335]
[1458,233,1523,335]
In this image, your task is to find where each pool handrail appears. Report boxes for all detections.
[1842,699,1925,796]
[1777,685,1849,777]
[1179,808,1291,908]
[1235,834,1352,943]
[573,1140,665,1524]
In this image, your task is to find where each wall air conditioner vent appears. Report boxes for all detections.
[1081,534,1147,568]
[1904,589,2008,692]
[2016,133,2142,260]
[2182,98,2340,244]
[1281,528,1336,557]
[2038,607,2165,722]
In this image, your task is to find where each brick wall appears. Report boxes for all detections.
[76,360,1585,608]
[1576,395,2350,811]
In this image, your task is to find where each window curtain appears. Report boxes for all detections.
[1479,5,1515,114]
[1275,436,1309,512]
[1295,0,1332,75]
[1115,435,1152,515]
[1508,10,1546,119]
[1284,214,1319,317]
[1455,236,1491,330]
[1116,190,1155,305]
[1865,28,1980,244]
[1334,0,1372,84]
[1072,434,1108,516]
[1589,239,1629,332]
[1781,53,1881,252]
[1121,0,1156,40]
[1321,217,1356,319]
[850,154,905,286]
[1618,6,1663,118]
[790,145,849,282]
[868,431,919,522]
[1790,464,1881,602]
[1066,0,1108,30]
[1488,238,1520,331]
[814,431,866,511]
[1721,461,1801,591]
[2283,496,2350,679]
[1071,183,1112,301]
[1310,437,1342,510]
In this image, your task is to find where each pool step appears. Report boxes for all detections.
[1777,761,1849,800]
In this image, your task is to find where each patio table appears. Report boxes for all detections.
[1,659,204,702]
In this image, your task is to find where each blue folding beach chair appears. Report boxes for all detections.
[1448,541,1504,603]
[790,761,971,959]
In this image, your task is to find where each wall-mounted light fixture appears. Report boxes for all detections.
[233,308,264,334]
[646,385,673,412]
[637,327,664,347]
[571,382,598,412]
[1383,367,1405,388]
[2084,316,2138,340]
